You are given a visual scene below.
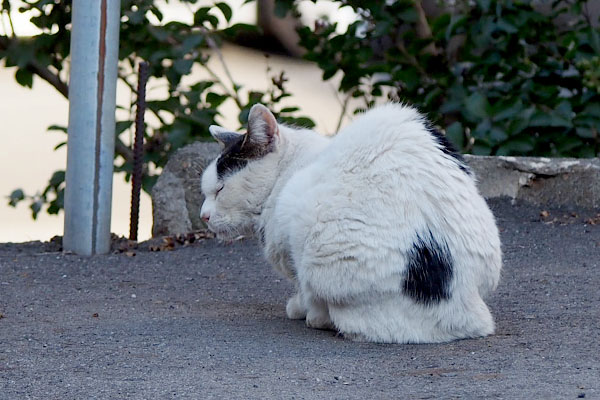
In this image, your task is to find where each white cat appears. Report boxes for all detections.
[200,103,502,343]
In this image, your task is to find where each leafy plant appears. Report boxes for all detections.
[291,0,600,157]
[0,0,313,218]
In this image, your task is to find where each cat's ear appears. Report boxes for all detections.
[247,103,279,151]
[209,125,242,148]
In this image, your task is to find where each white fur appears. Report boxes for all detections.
[201,103,502,343]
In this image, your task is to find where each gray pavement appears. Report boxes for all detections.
[1,198,599,399]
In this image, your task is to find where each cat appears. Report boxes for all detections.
[200,103,502,343]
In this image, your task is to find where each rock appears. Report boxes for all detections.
[465,155,600,208]
[151,142,220,237]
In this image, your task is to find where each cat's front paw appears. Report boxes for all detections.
[286,293,306,320]
[306,308,334,331]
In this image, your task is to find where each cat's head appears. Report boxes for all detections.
[200,103,281,240]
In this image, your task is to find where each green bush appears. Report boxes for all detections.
[294,0,600,156]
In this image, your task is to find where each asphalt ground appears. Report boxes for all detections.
[1,198,599,399]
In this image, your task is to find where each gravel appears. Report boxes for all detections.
[1,198,599,399]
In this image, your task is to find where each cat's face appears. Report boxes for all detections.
[200,104,280,240]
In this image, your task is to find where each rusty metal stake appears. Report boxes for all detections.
[129,61,149,241]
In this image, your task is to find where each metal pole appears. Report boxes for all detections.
[63,0,121,255]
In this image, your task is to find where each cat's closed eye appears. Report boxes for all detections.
[215,183,224,197]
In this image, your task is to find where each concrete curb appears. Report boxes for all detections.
[465,155,600,208]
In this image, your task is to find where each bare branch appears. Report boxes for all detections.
[0,36,69,97]
[204,63,243,109]
[115,139,134,163]
[201,28,244,107]
[120,74,168,126]
[25,62,69,97]
[413,0,440,55]
[334,92,352,134]
[7,6,16,38]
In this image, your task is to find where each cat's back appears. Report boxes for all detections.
[309,103,468,182]
[278,103,476,232]
[334,103,426,147]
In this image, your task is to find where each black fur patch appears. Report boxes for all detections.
[403,232,453,305]
[428,128,472,175]
[216,133,268,179]
[216,134,248,178]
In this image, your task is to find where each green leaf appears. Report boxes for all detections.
[247,91,264,104]
[281,116,315,128]
[492,100,523,122]
[575,127,597,139]
[446,14,467,39]
[496,138,535,155]
[215,2,232,22]
[173,58,193,75]
[206,92,228,108]
[589,25,600,54]
[274,0,292,18]
[30,200,43,219]
[53,141,67,151]
[166,122,192,149]
[555,136,582,153]
[180,34,205,54]
[398,8,418,23]
[583,103,600,118]
[116,120,133,135]
[424,87,443,107]
[49,170,65,187]
[194,7,212,25]
[8,189,25,207]
[529,111,572,128]
[488,127,508,142]
[464,92,490,120]
[578,146,596,158]
[47,124,67,134]
[555,101,572,117]
[445,122,464,150]
[476,0,491,13]
[222,23,259,39]
[472,143,492,155]
[15,68,33,88]
[507,107,535,135]
[496,19,517,34]
[190,80,215,93]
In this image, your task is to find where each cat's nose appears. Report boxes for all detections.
[201,212,210,223]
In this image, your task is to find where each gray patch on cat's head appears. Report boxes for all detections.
[216,134,252,179]
[209,125,242,148]
[214,104,280,179]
